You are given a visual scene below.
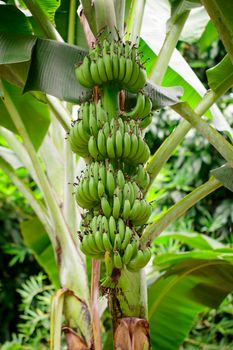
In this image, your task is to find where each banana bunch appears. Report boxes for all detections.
[89,121,150,164]
[69,101,109,157]
[75,39,146,93]
[71,37,154,282]
[76,161,151,225]
[79,213,151,273]
[69,106,151,164]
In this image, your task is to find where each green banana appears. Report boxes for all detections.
[89,104,98,137]
[141,96,152,119]
[125,92,145,119]
[129,134,139,160]
[103,53,113,81]
[106,170,115,197]
[109,215,117,243]
[88,136,99,160]
[122,243,134,265]
[127,61,140,88]
[105,251,113,275]
[129,199,141,221]
[82,56,95,86]
[101,197,112,217]
[82,103,90,131]
[114,252,123,269]
[90,60,102,85]
[113,234,122,251]
[97,180,105,198]
[96,101,108,127]
[122,132,131,158]
[88,176,98,202]
[92,162,99,183]
[123,58,133,85]
[112,53,119,80]
[115,129,123,158]
[97,57,108,83]
[94,230,105,251]
[140,115,152,129]
[121,226,132,250]
[117,170,125,189]
[112,196,121,219]
[75,64,92,88]
[122,199,131,220]
[106,135,115,159]
[128,68,147,93]
[118,56,126,81]
[97,129,107,157]
[118,218,125,241]
[99,162,106,186]
[103,232,113,251]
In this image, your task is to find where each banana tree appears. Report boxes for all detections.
[0,0,233,349]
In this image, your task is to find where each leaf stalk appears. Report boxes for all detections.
[141,176,222,244]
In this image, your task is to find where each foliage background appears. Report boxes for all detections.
[0,1,233,349]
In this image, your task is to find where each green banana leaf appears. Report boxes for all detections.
[148,251,233,350]
[198,20,218,53]
[207,54,233,94]
[55,0,88,47]
[0,4,32,34]
[24,37,90,103]
[0,80,50,150]
[140,0,233,140]
[29,0,61,24]
[202,0,233,64]
[179,7,209,44]
[0,146,23,170]
[21,217,59,288]
[0,31,184,107]
[154,231,224,250]
[211,164,233,193]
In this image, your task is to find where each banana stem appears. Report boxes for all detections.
[101,85,119,117]
[109,268,148,324]
[172,102,233,163]
[91,260,102,350]
[68,0,77,45]
[50,289,67,350]
[145,89,220,190]
[114,0,125,38]
[125,0,146,45]
[81,0,97,36]
[23,0,63,42]
[94,0,118,39]
[149,10,190,84]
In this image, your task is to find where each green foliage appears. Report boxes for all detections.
[0,1,233,349]
[148,255,233,350]
[202,0,233,63]
[0,168,38,342]
[0,274,55,350]
[182,294,233,349]
[0,5,32,34]
[0,80,50,150]
[207,55,233,95]
[21,217,59,288]
[145,29,233,347]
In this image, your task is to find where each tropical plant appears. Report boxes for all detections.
[0,0,233,349]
